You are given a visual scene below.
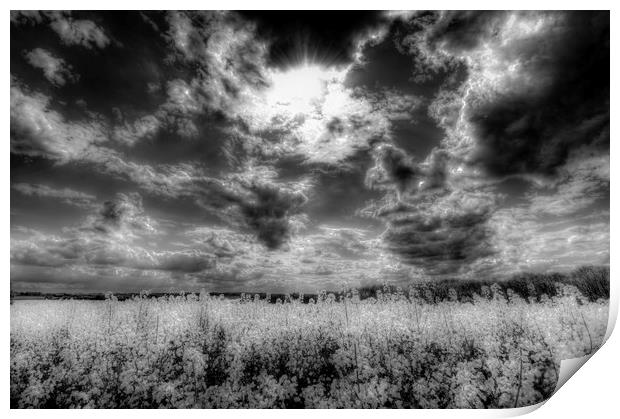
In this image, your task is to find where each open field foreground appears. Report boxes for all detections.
[11,283,608,408]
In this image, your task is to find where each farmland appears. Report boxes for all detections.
[10,274,609,408]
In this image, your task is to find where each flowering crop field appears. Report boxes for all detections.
[11,284,608,408]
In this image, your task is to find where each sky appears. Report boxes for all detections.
[10,11,610,293]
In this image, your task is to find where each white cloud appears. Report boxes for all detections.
[11,203,405,292]
[24,48,78,86]
[12,183,96,208]
[182,224,406,292]
[488,208,609,275]
[10,80,107,162]
[11,194,214,275]
[526,149,609,216]
[12,11,110,49]
[112,115,161,146]
[49,14,110,49]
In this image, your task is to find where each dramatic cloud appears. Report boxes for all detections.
[117,12,418,167]
[12,203,391,292]
[80,151,313,250]
[363,145,496,275]
[355,11,609,276]
[24,48,78,86]
[10,75,310,249]
[10,11,609,291]
[414,11,609,178]
[365,144,448,197]
[191,166,312,249]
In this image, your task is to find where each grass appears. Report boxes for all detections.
[10,270,610,408]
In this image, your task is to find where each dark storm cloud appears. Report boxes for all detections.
[399,11,505,61]
[192,168,311,250]
[81,156,313,251]
[379,198,495,276]
[355,11,609,276]
[238,11,391,67]
[415,11,609,178]
[363,144,495,275]
[365,144,447,196]
[237,183,307,249]
[90,168,311,251]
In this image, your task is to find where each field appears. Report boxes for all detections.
[11,281,609,408]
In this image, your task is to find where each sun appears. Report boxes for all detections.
[266,64,343,115]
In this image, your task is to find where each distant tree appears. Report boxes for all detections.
[570,265,610,301]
